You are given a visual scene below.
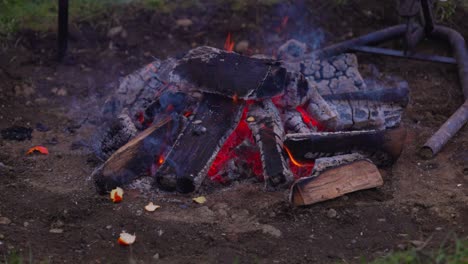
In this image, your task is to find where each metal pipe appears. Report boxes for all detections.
[350,45,457,64]
[306,25,408,60]
[58,0,69,60]
[420,25,468,158]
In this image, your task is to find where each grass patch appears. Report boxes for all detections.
[369,239,468,264]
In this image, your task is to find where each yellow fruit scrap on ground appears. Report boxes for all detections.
[110,187,124,203]
[118,232,136,246]
[144,202,161,212]
[192,196,207,204]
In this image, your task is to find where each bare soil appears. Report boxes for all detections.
[0,1,467,263]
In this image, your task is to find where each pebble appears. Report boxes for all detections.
[107,26,123,38]
[176,18,193,27]
[0,217,11,225]
[23,222,29,227]
[410,240,424,247]
[235,40,249,53]
[327,209,337,219]
[261,224,282,238]
[49,228,64,234]
[246,116,255,122]
[106,225,112,229]
[0,234,4,239]
[153,253,160,260]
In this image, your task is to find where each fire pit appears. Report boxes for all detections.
[92,39,409,205]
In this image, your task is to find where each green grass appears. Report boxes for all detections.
[369,239,468,264]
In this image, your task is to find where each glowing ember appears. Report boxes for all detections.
[158,155,164,165]
[296,106,324,130]
[207,107,263,183]
[224,32,235,52]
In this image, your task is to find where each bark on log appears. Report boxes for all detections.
[247,100,294,189]
[290,159,383,206]
[284,127,407,166]
[93,116,183,194]
[154,94,245,193]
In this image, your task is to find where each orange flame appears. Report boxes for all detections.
[224,32,235,52]
[26,146,49,155]
[284,145,306,167]
[158,155,165,165]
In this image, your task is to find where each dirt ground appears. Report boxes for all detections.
[0,1,467,263]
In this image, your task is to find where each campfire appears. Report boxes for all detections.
[92,39,409,205]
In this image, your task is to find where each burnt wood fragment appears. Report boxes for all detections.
[93,116,183,194]
[290,159,383,206]
[154,94,245,193]
[173,46,289,99]
[247,100,294,189]
[284,127,407,166]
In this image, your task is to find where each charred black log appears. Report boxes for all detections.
[284,127,407,166]
[247,100,293,189]
[172,46,289,99]
[93,116,183,194]
[154,94,245,193]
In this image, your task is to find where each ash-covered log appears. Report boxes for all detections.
[247,99,293,189]
[154,94,245,193]
[284,127,407,166]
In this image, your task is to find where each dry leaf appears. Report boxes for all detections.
[118,232,136,246]
[26,146,49,155]
[110,187,124,203]
[192,196,207,204]
[144,202,161,212]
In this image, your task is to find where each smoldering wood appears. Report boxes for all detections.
[154,94,245,193]
[284,127,407,166]
[247,99,293,189]
[98,113,138,159]
[290,159,383,206]
[93,116,183,194]
[172,46,290,100]
[309,153,367,178]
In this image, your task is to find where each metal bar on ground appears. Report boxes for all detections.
[350,45,457,64]
[58,0,69,60]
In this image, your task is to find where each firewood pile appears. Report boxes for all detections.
[92,39,409,206]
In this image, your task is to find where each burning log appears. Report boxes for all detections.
[290,158,383,206]
[154,94,245,193]
[93,116,183,194]
[284,127,407,166]
[93,41,409,198]
[247,99,293,189]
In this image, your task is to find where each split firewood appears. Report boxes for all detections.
[247,99,294,189]
[284,127,407,166]
[154,94,245,193]
[290,159,383,206]
[93,116,183,194]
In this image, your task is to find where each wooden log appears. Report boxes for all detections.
[172,46,289,100]
[93,116,183,194]
[154,94,245,193]
[290,159,383,206]
[247,100,293,189]
[284,127,407,166]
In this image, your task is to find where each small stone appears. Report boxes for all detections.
[246,116,255,122]
[107,26,123,38]
[49,228,64,234]
[0,234,4,239]
[136,210,143,216]
[327,209,337,219]
[193,120,202,124]
[106,225,112,229]
[176,18,193,27]
[153,253,160,260]
[377,218,386,222]
[435,227,442,231]
[261,224,282,238]
[0,217,11,225]
[235,40,249,53]
[410,240,424,247]
[23,222,29,227]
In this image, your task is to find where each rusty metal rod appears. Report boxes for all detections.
[420,25,468,158]
[309,25,407,59]
[350,45,457,64]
